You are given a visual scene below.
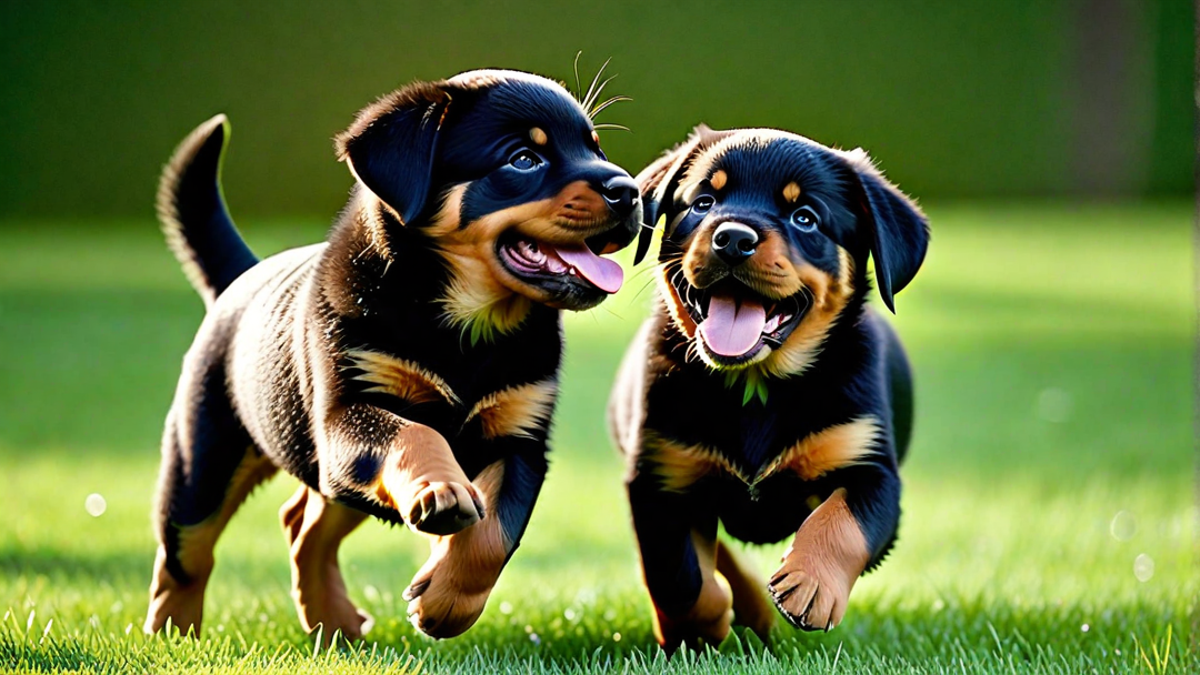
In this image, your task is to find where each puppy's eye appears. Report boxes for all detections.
[691,195,715,214]
[789,206,820,233]
[509,150,542,172]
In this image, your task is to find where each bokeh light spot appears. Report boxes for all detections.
[1133,554,1154,582]
[85,493,107,517]
[1110,510,1137,541]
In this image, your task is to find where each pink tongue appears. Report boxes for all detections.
[551,244,624,294]
[698,292,766,357]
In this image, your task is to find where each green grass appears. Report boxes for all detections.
[0,203,1195,673]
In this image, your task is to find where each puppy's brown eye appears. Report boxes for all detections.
[789,206,819,233]
[691,195,715,214]
[509,150,542,172]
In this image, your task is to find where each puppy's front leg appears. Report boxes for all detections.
[323,404,484,535]
[628,474,732,651]
[769,464,900,631]
[286,404,481,641]
[403,449,546,638]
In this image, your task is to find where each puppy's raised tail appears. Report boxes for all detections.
[157,114,258,308]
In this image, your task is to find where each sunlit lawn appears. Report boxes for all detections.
[0,203,1194,673]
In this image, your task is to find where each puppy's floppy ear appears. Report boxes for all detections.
[633,124,735,264]
[841,149,929,313]
[335,81,453,225]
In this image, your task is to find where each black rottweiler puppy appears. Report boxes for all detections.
[609,126,928,650]
[145,70,640,641]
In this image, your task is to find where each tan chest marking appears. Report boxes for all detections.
[345,349,460,406]
[643,432,751,492]
[762,416,881,481]
[644,416,880,492]
[465,379,557,439]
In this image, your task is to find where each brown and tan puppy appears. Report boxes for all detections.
[145,70,641,642]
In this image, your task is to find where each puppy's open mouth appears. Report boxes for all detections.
[678,279,809,366]
[498,233,624,295]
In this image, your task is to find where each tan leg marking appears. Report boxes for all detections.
[371,422,484,536]
[403,460,509,638]
[715,540,774,642]
[145,448,277,636]
[768,488,870,631]
[652,530,733,650]
[282,486,371,644]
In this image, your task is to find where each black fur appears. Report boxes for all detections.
[147,69,641,640]
[610,127,928,646]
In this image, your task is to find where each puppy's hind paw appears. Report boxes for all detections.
[405,481,484,535]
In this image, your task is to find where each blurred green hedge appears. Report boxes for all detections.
[0,1,1191,218]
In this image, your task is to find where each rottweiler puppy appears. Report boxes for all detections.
[145,70,641,642]
[609,126,928,650]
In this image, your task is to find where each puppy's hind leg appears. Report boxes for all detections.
[280,486,371,645]
[715,539,774,643]
[145,366,276,636]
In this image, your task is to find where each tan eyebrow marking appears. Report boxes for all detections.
[529,127,548,146]
[783,182,802,203]
[710,170,727,190]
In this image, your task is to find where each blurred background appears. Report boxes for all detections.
[0,1,1194,671]
[0,0,1192,218]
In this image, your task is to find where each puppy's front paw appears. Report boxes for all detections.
[405,481,484,535]
[768,563,850,632]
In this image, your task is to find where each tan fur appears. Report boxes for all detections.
[762,416,881,481]
[769,488,870,631]
[643,431,751,491]
[645,417,877,493]
[657,267,698,339]
[709,169,727,190]
[365,422,483,535]
[429,181,615,337]
[145,448,277,635]
[733,229,805,299]
[529,127,548,146]
[427,186,533,337]
[345,349,460,405]
[405,460,511,638]
[782,181,801,203]
[680,224,803,302]
[651,529,733,649]
[715,540,774,642]
[281,486,371,645]
[759,247,854,377]
[466,379,557,439]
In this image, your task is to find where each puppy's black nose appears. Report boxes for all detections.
[712,222,759,266]
[600,175,639,218]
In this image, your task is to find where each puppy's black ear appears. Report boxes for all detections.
[335,81,453,225]
[842,149,929,312]
[633,124,735,264]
